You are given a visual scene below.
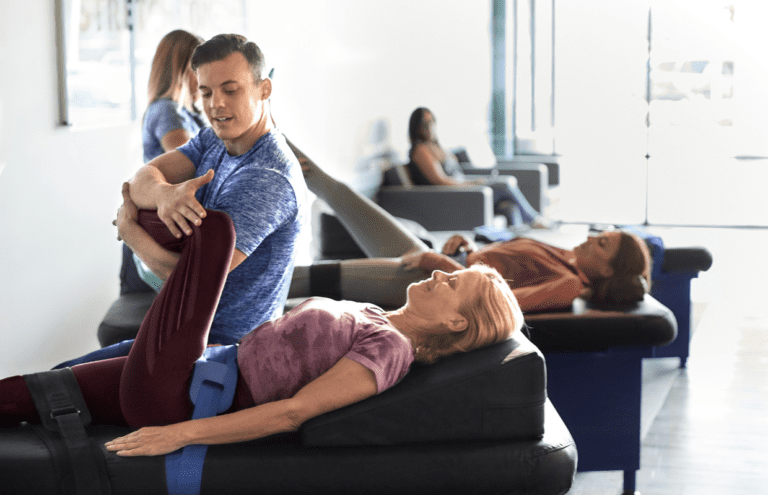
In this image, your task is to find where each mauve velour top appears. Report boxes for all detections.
[237,298,415,405]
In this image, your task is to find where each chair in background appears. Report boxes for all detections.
[351,119,501,232]
[375,155,498,231]
[453,147,559,219]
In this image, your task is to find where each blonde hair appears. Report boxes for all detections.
[415,264,524,363]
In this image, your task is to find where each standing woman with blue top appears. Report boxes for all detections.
[124,30,206,293]
[142,30,206,162]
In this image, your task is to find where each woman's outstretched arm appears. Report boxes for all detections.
[401,251,464,273]
[105,358,377,456]
[512,275,584,313]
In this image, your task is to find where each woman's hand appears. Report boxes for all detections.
[113,182,139,241]
[441,235,477,255]
[105,424,188,457]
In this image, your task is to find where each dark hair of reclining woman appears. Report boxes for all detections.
[287,143,650,314]
[0,183,523,457]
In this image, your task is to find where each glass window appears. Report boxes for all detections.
[554,0,650,224]
[647,0,768,226]
[58,0,246,128]
[491,0,556,157]
[61,0,133,127]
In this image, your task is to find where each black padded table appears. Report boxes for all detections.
[0,332,577,495]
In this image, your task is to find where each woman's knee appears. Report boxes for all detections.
[198,209,236,244]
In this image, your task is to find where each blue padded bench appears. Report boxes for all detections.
[524,295,677,494]
[648,246,712,367]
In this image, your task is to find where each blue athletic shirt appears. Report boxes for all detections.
[142,98,206,163]
[178,127,307,344]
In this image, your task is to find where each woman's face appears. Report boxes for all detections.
[405,269,483,331]
[419,111,436,141]
[573,232,622,280]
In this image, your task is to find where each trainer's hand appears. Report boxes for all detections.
[113,182,139,241]
[441,234,477,256]
[156,169,214,238]
[105,425,187,457]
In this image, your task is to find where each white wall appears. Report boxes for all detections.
[0,1,142,376]
[0,1,496,376]
[246,0,496,176]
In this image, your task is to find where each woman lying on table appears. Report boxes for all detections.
[288,144,651,314]
[0,184,522,455]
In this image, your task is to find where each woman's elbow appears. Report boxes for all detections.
[558,278,584,305]
[281,399,309,433]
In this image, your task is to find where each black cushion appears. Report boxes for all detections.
[662,246,713,273]
[524,294,677,352]
[313,211,367,259]
[96,291,156,347]
[382,164,413,186]
[302,331,546,446]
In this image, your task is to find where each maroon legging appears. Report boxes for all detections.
[0,210,244,428]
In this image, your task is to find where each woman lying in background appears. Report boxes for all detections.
[0,183,522,455]
[288,144,650,313]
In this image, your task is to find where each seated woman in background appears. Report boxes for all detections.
[289,145,650,314]
[0,183,522,455]
[407,107,549,229]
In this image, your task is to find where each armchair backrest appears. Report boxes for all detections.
[382,162,414,187]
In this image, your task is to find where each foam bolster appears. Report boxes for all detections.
[661,247,713,273]
[301,332,546,446]
[97,291,157,347]
[524,294,677,352]
[309,261,342,300]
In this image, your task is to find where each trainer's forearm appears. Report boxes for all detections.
[119,219,179,281]
[129,165,172,210]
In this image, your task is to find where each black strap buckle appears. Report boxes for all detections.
[50,406,81,420]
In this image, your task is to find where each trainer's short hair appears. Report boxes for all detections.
[191,34,267,82]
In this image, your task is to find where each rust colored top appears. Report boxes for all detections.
[422,238,590,313]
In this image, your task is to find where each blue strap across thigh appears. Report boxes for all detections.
[165,344,239,495]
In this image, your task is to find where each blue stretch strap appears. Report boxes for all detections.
[52,339,135,369]
[166,344,238,495]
